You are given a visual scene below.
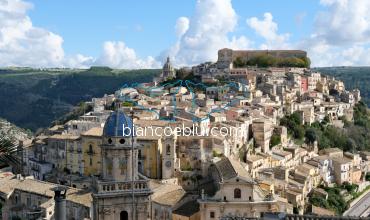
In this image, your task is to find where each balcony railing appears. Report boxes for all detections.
[95,179,151,194]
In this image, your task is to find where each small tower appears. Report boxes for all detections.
[162,135,177,179]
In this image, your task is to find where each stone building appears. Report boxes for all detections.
[81,127,103,176]
[92,111,152,220]
[200,157,291,219]
[0,176,91,220]
[162,57,176,79]
[217,48,307,69]
[252,119,273,153]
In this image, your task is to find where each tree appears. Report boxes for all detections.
[293,126,305,140]
[0,137,20,171]
[270,134,281,148]
[233,57,245,68]
[305,128,317,144]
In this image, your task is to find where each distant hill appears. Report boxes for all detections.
[314,66,370,106]
[2,65,370,132]
[0,67,160,132]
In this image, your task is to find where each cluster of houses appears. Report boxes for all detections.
[0,49,369,220]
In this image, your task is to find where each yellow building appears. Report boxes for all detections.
[137,135,163,179]
[81,127,103,176]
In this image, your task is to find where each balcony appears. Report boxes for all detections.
[94,179,151,195]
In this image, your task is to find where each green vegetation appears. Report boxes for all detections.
[0,136,20,171]
[270,133,281,147]
[310,183,364,214]
[212,150,223,158]
[121,101,135,107]
[309,185,348,214]
[280,112,305,140]
[182,162,193,171]
[233,55,310,68]
[0,67,160,131]
[52,102,93,128]
[280,102,370,151]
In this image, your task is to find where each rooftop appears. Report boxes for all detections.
[173,200,200,217]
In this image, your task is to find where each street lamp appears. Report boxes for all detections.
[130,107,135,220]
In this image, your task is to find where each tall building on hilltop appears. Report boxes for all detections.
[92,111,152,220]
[161,56,176,79]
[217,48,307,69]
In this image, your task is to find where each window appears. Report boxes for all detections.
[210,211,215,218]
[108,138,113,144]
[249,196,252,201]
[166,145,171,155]
[234,188,241,199]
[89,144,93,153]
[90,158,93,166]
[119,139,125,144]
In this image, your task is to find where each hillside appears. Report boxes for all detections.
[315,66,370,106]
[0,67,160,132]
[0,118,32,141]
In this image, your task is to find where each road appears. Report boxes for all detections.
[344,190,370,217]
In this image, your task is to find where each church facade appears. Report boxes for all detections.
[92,111,152,220]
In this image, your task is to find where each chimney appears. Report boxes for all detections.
[51,186,68,220]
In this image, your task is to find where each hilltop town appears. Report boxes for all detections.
[1,49,370,220]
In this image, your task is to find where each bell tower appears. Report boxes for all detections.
[162,135,177,179]
[93,110,152,220]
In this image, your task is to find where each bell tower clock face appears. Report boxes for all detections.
[165,161,171,168]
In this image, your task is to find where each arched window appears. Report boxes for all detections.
[120,211,128,220]
[234,188,241,199]
[166,144,171,155]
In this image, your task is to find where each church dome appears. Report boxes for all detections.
[103,111,134,137]
[163,56,173,70]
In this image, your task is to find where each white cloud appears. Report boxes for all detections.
[96,41,160,69]
[297,0,370,66]
[0,0,65,67]
[165,0,252,66]
[65,54,95,69]
[175,17,189,38]
[314,0,370,45]
[246,12,290,49]
[4,0,370,68]
[0,0,160,69]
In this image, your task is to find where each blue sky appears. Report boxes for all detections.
[1,0,370,68]
[26,0,318,58]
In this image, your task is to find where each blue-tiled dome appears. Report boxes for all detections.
[103,111,134,137]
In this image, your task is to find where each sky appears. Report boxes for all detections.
[1,0,370,68]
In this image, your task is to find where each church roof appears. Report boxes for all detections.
[163,56,173,70]
[214,157,254,183]
[103,111,134,137]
